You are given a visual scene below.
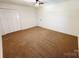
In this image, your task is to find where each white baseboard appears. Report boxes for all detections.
[38,25,78,37]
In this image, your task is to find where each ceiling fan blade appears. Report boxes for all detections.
[32,0,45,5]
[39,2,44,4]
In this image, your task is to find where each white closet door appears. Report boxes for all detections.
[0,9,8,35]
[6,10,21,33]
[0,9,21,35]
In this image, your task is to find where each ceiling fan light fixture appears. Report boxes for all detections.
[35,0,40,7]
[35,3,39,7]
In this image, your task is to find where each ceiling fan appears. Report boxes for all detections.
[36,0,44,5]
[34,0,45,7]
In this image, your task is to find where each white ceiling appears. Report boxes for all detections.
[0,0,68,6]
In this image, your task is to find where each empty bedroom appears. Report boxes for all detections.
[0,0,79,58]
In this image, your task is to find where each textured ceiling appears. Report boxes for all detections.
[0,0,69,6]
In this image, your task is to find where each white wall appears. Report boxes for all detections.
[0,35,2,58]
[0,23,3,58]
[0,2,37,35]
[38,0,79,36]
